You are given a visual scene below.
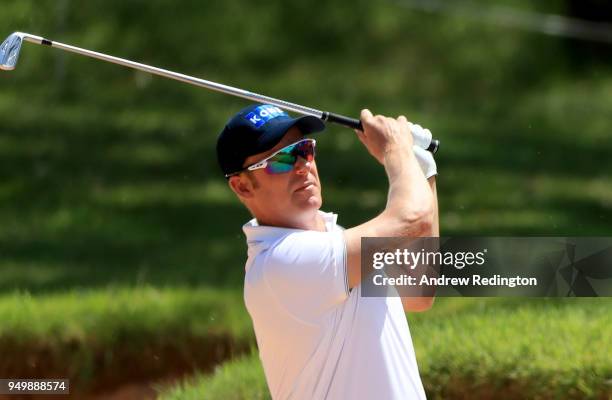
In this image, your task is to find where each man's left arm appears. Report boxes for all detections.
[401,133,439,312]
[401,176,438,312]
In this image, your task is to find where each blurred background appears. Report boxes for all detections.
[0,0,611,399]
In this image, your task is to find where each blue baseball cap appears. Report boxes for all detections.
[216,104,326,177]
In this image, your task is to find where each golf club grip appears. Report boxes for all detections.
[325,112,363,130]
[325,112,440,154]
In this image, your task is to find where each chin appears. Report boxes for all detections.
[295,195,322,211]
[309,197,323,209]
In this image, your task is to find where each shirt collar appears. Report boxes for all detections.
[243,210,338,244]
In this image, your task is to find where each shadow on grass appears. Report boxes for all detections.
[1,100,611,294]
[0,201,249,293]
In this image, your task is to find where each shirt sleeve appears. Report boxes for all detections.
[261,229,349,321]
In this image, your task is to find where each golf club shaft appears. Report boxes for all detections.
[20,33,439,153]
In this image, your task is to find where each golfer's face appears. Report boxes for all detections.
[245,127,322,215]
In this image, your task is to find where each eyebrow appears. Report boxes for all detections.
[246,134,304,165]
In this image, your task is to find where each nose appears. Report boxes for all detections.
[294,156,313,175]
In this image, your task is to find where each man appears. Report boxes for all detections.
[216,103,439,399]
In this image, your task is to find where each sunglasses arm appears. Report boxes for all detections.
[247,161,268,171]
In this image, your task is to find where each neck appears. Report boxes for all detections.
[255,210,326,231]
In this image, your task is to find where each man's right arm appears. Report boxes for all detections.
[344,110,434,289]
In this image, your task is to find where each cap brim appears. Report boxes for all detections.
[294,115,326,135]
[257,116,326,150]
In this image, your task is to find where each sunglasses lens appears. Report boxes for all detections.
[263,139,316,175]
[295,140,315,162]
[265,152,296,174]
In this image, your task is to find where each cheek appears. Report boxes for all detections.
[253,175,292,200]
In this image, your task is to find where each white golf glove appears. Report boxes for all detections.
[409,122,433,151]
[410,123,437,178]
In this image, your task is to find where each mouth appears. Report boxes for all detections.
[295,182,316,192]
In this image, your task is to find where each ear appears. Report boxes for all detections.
[228,175,256,199]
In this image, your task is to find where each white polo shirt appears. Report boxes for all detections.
[243,211,426,400]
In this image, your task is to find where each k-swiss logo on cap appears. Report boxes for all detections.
[245,105,288,128]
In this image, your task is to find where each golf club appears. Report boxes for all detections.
[1,31,439,153]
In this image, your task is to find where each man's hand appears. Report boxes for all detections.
[354,109,414,165]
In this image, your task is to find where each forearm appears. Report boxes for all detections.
[383,149,434,233]
[401,174,438,312]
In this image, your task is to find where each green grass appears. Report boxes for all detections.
[160,298,612,400]
[0,287,254,389]
[411,298,612,399]
[160,352,269,400]
[0,287,250,341]
[1,82,611,294]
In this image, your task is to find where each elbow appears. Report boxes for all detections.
[416,205,434,236]
[398,203,434,237]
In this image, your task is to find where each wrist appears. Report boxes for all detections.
[383,142,413,160]
[383,146,413,178]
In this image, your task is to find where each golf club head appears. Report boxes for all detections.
[0,32,24,71]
